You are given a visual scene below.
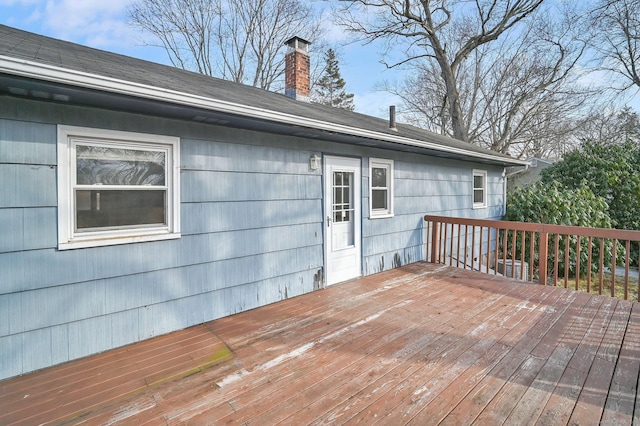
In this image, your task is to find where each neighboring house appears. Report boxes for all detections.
[507,157,553,192]
[0,26,526,381]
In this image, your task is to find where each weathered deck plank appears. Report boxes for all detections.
[569,298,633,425]
[342,278,545,425]
[0,262,638,426]
[601,300,640,425]
[536,296,617,425]
[406,283,562,425]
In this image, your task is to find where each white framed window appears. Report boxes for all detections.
[369,158,394,218]
[57,125,180,250]
[473,169,487,209]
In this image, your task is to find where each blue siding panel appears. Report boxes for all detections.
[364,245,425,275]
[0,252,24,296]
[0,293,10,336]
[0,119,56,165]
[0,334,22,380]
[21,327,53,374]
[67,315,112,360]
[182,138,311,175]
[22,208,57,250]
[0,164,56,208]
[110,310,139,349]
[0,209,24,252]
[0,207,56,255]
[181,199,322,235]
[104,277,142,313]
[1,225,321,294]
[50,324,70,366]
[182,171,321,203]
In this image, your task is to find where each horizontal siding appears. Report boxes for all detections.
[0,97,509,380]
[181,137,311,174]
[182,199,322,235]
[0,223,322,294]
[0,208,56,253]
[0,119,56,165]
[364,245,424,275]
[1,245,321,337]
[182,170,321,203]
[0,164,56,208]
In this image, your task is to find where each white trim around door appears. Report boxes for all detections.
[324,156,362,286]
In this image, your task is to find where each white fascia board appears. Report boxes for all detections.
[0,55,527,166]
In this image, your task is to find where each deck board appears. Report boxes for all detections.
[1,262,639,425]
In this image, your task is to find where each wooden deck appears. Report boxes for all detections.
[2,262,639,425]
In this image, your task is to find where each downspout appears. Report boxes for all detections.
[503,164,529,215]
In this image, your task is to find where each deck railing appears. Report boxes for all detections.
[424,215,640,301]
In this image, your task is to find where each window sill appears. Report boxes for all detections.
[472,204,488,210]
[58,231,181,250]
[369,213,394,219]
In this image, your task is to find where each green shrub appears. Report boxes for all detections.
[540,140,640,264]
[505,181,614,279]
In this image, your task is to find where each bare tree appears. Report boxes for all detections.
[128,0,325,90]
[575,107,640,146]
[590,0,640,90]
[364,2,591,156]
[335,0,548,142]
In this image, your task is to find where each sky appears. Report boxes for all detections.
[2,0,639,121]
[0,0,403,119]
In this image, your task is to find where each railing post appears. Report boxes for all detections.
[431,221,440,263]
[539,231,548,285]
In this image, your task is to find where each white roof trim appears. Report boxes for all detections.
[0,55,527,166]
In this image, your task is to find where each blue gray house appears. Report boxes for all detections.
[0,26,525,381]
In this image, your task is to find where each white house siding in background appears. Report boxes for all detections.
[0,95,506,380]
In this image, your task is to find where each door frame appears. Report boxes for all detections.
[323,155,362,286]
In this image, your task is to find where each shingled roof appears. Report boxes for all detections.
[0,24,525,166]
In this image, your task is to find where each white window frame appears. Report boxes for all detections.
[57,125,181,250]
[369,158,394,218]
[473,169,488,209]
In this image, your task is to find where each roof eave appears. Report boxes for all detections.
[0,55,527,167]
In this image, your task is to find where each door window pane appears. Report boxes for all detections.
[333,171,354,223]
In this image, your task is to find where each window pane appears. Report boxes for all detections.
[474,189,484,204]
[76,189,166,230]
[344,172,351,185]
[76,145,166,186]
[372,189,388,210]
[334,172,343,186]
[372,167,387,188]
[473,175,484,189]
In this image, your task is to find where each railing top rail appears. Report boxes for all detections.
[424,215,640,241]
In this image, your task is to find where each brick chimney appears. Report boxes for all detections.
[284,36,311,102]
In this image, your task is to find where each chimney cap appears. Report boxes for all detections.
[285,36,311,51]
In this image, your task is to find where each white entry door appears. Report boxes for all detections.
[324,156,361,286]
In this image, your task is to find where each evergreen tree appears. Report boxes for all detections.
[314,49,355,111]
